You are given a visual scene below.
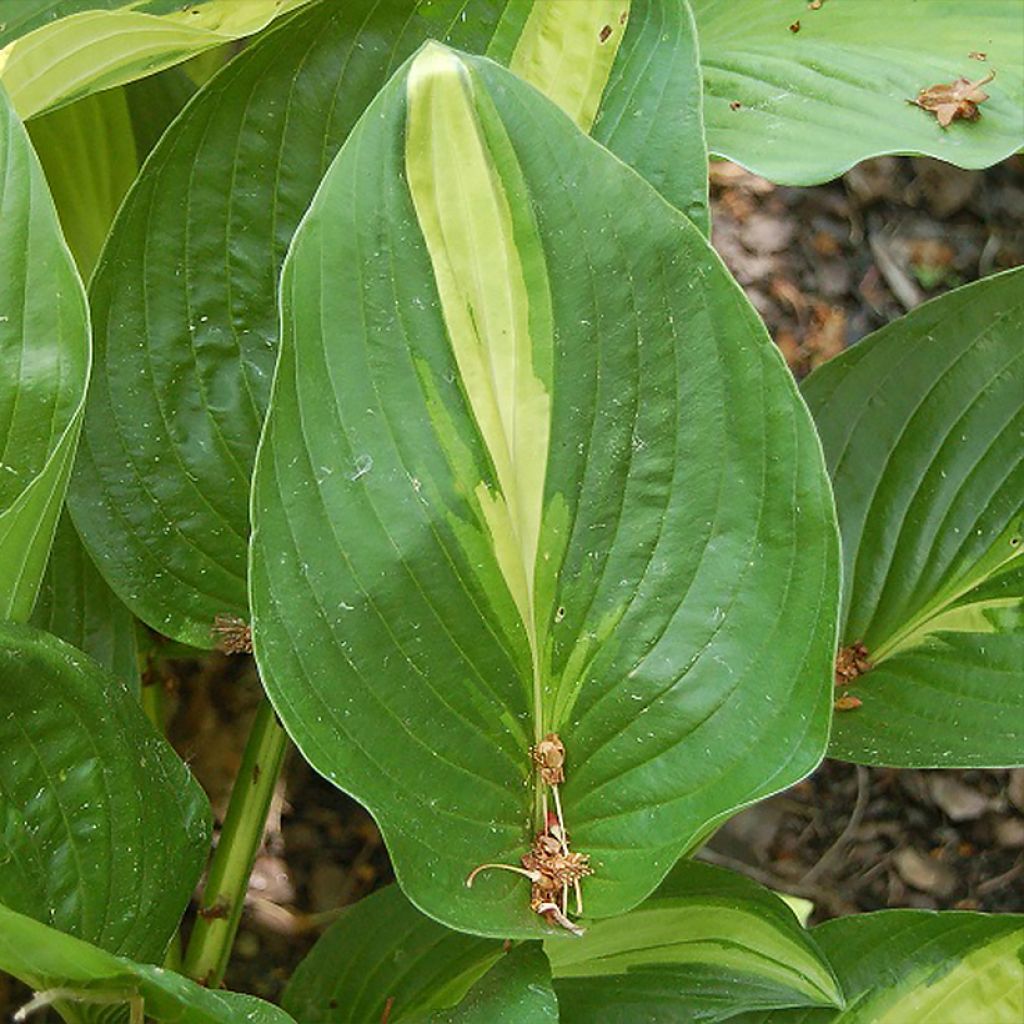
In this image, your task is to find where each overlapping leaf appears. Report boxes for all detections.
[548,862,842,1022]
[27,69,194,278]
[30,511,140,692]
[283,864,841,1023]
[0,81,89,623]
[250,44,838,937]
[694,0,1024,184]
[0,903,295,1024]
[735,910,1024,1024]
[70,0,708,648]
[282,885,510,1023]
[803,268,1023,767]
[0,622,210,961]
[0,0,310,119]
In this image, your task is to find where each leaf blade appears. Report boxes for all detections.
[0,80,89,622]
[251,44,838,935]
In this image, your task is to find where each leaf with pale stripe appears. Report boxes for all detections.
[547,861,842,1022]
[694,0,1024,185]
[70,0,708,648]
[0,0,310,119]
[0,80,89,623]
[250,44,838,937]
[0,903,295,1024]
[803,268,1024,767]
[734,910,1024,1024]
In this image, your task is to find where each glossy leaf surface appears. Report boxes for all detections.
[26,85,137,277]
[30,511,140,692]
[0,81,89,622]
[0,903,295,1024]
[803,269,1024,767]
[427,944,558,1024]
[0,0,310,119]
[0,622,210,961]
[548,862,842,1022]
[283,884,505,1023]
[250,45,838,936]
[735,910,1024,1024]
[71,0,707,647]
[695,0,1024,184]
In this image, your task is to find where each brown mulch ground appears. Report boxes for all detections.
[3,156,1022,1017]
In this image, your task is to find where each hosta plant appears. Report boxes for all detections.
[0,1,1021,1021]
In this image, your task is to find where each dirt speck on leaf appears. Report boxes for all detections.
[789,20,801,33]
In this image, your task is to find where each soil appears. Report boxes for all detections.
[3,156,1022,1017]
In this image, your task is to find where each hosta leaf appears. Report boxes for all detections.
[250,44,838,937]
[0,0,311,119]
[0,903,295,1024]
[736,910,1024,1024]
[283,885,503,1024]
[27,69,194,278]
[0,81,89,623]
[30,511,140,692]
[803,268,1024,767]
[595,0,708,232]
[26,86,137,278]
[694,0,1024,184]
[427,943,557,1024]
[0,622,210,961]
[547,861,842,1022]
[71,0,707,648]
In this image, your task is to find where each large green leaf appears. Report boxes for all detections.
[30,511,140,692]
[283,885,557,1024]
[250,43,838,937]
[427,944,557,1024]
[736,910,1024,1024]
[803,268,1024,768]
[548,862,842,1022]
[694,0,1024,184]
[285,864,842,1023]
[0,81,89,623]
[0,622,210,961]
[0,903,295,1024]
[70,0,708,648]
[0,0,311,119]
[27,68,194,278]
[595,0,708,232]
[26,86,137,278]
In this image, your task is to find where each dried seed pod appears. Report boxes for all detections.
[531,733,566,785]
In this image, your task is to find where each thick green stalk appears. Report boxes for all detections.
[183,698,288,987]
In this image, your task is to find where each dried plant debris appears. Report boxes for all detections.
[835,641,872,687]
[213,613,253,654]
[911,72,994,128]
[467,732,592,935]
[834,694,863,712]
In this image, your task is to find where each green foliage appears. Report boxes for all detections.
[250,42,837,936]
[0,903,296,1024]
[0,81,89,622]
[804,268,1024,767]
[0,622,210,961]
[695,0,1024,183]
[0,0,1020,1019]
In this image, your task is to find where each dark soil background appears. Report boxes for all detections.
[3,156,1022,1017]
